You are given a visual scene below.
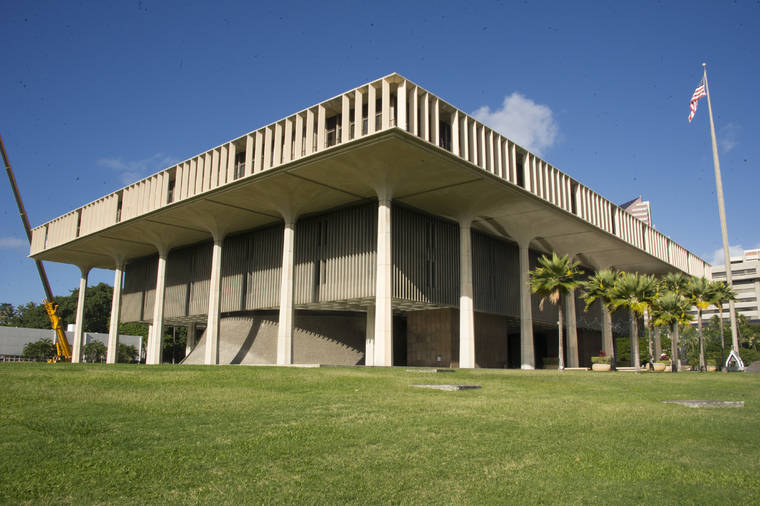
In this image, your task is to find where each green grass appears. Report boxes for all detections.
[1,364,759,504]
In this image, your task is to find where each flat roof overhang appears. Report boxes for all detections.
[32,128,681,275]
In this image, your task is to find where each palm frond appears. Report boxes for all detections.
[580,269,619,312]
[610,272,658,316]
[529,253,581,308]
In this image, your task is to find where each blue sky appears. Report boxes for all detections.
[1,0,758,307]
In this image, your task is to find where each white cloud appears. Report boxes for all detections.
[718,122,739,153]
[0,237,26,249]
[709,244,744,266]
[98,153,178,185]
[472,92,558,155]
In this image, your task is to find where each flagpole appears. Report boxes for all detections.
[702,62,740,352]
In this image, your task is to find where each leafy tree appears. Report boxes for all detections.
[120,322,149,362]
[614,336,652,366]
[22,338,56,361]
[529,252,581,370]
[685,277,717,371]
[2,283,115,333]
[58,283,114,333]
[581,269,620,369]
[611,273,658,372]
[83,340,107,363]
[0,303,18,325]
[737,314,760,352]
[7,301,51,329]
[162,326,188,364]
[680,325,699,363]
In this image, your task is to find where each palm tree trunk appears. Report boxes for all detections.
[654,326,662,359]
[558,301,565,370]
[671,323,680,373]
[603,305,615,370]
[719,307,725,371]
[647,320,654,371]
[631,309,640,373]
[697,309,706,371]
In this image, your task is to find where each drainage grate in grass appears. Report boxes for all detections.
[411,384,482,391]
[662,400,744,408]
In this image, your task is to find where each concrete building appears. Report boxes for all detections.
[697,249,760,324]
[0,326,141,362]
[28,73,709,369]
[620,196,652,227]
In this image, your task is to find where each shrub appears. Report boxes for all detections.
[118,343,138,363]
[591,356,611,365]
[543,357,558,368]
[738,348,760,366]
[22,339,56,361]
[83,341,106,363]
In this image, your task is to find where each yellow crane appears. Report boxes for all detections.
[1,133,71,362]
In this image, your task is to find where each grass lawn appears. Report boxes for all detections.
[1,364,758,504]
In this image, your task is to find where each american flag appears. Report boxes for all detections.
[689,79,706,122]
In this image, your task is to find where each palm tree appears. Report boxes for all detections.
[611,272,658,372]
[685,277,717,371]
[653,291,692,372]
[645,307,656,370]
[710,280,737,369]
[581,269,620,369]
[529,253,581,370]
[648,292,666,359]
[661,272,688,295]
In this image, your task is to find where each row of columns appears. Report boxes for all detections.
[454,229,588,369]
[70,200,590,369]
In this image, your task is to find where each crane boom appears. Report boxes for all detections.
[0,133,71,361]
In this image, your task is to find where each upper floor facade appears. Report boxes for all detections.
[29,73,709,278]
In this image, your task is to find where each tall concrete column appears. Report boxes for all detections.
[565,289,579,368]
[106,262,124,364]
[459,221,475,369]
[147,250,168,365]
[365,306,375,366]
[374,198,393,366]
[204,236,224,365]
[71,266,90,364]
[277,222,295,365]
[186,322,197,356]
[518,239,535,369]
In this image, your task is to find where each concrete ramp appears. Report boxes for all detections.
[183,312,365,365]
[183,315,277,365]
